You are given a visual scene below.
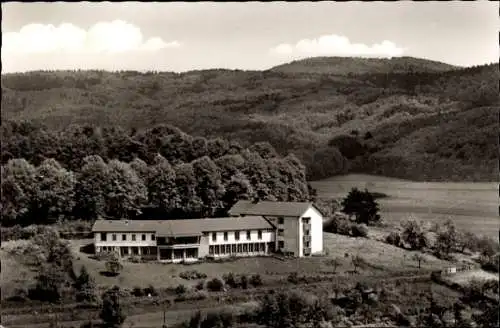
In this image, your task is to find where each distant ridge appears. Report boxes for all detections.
[269,56,458,75]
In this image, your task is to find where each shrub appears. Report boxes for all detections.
[180,270,207,280]
[386,231,402,247]
[206,277,224,292]
[175,284,187,295]
[240,275,249,289]
[351,224,368,237]
[287,272,300,284]
[143,285,158,297]
[195,280,205,290]
[104,254,123,276]
[222,272,238,288]
[250,274,263,287]
[401,220,429,250]
[132,287,144,297]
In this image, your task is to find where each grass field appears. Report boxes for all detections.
[311,174,499,239]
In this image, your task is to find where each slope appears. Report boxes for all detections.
[1,58,498,182]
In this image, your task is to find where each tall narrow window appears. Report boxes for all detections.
[151,234,156,241]
[132,234,136,241]
[258,230,262,240]
[224,232,228,241]
[278,217,284,224]
[142,234,146,241]
[209,246,214,255]
[122,234,127,241]
[100,233,107,241]
[212,232,217,242]
[246,230,251,240]
[235,231,240,241]
[112,234,117,241]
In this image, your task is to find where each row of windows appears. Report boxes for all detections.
[209,242,272,255]
[211,230,263,242]
[100,233,156,242]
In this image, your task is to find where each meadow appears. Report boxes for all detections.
[311,174,499,239]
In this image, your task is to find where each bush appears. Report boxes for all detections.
[250,274,263,287]
[386,232,402,247]
[206,277,224,292]
[287,272,300,284]
[132,286,144,297]
[195,280,205,290]
[175,284,187,295]
[104,254,123,276]
[351,224,368,237]
[222,272,238,288]
[143,285,158,297]
[180,270,208,280]
[240,275,249,289]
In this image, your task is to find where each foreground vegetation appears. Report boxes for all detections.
[2,57,498,182]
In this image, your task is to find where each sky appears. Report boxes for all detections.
[2,1,498,73]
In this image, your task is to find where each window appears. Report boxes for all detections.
[209,246,214,255]
[132,234,136,241]
[226,245,231,253]
[132,247,139,255]
[237,244,243,253]
[212,232,217,242]
[231,244,237,253]
[122,234,127,241]
[141,234,146,241]
[100,233,107,241]
[278,241,285,249]
[235,231,240,241]
[258,230,262,240]
[243,244,248,252]
[151,234,156,241]
[305,229,310,235]
[221,245,226,254]
[112,234,117,241]
[215,245,220,254]
[278,217,284,224]
[305,241,310,248]
[260,243,265,252]
[249,243,254,252]
[246,230,251,240]
[278,229,284,237]
[224,232,228,241]
[303,217,310,224]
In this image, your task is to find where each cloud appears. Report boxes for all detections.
[2,20,181,55]
[270,34,405,58]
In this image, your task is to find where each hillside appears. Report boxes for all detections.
[1,56,498,182]
[269,56,458,75]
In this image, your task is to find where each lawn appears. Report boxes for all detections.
[311,174,499,239]
[322,232,450,272]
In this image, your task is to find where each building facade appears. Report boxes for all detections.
[92,201,324,262]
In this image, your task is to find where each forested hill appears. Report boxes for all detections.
[1,57,498,182]
[269,56,457,75]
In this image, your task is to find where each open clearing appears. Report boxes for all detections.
[444,269,499,286]
[311,174,499,239]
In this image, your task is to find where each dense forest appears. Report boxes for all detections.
[1,57,498,182]
[1,123,310,225]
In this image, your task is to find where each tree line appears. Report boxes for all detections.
[1,122,310,225]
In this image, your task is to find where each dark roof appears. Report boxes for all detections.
[228,200,322,217]
[92,216,273,237]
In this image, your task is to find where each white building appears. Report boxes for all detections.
[228,200,324,257]
[92,201,324,262]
